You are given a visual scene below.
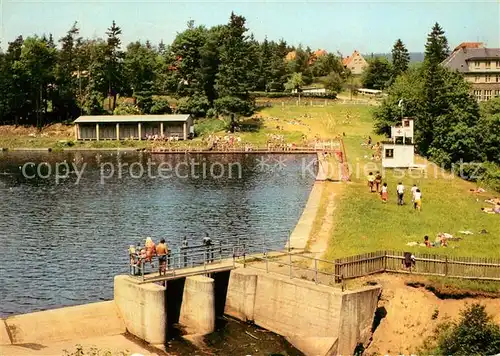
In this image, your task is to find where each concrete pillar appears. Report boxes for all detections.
[96,123,100,141]
[179,275,215,334]
[225,269,257,322]
[160,122,164,137]
[138,123,142,140]
[113,275,166,346]
[116,123,120,140]
[183,122,187,140]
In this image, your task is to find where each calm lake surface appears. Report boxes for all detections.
[0,151,316,316]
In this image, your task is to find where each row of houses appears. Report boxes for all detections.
[324,42,500,102]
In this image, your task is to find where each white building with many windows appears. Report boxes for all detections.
[382,117,415,168]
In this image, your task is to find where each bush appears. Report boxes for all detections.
[425,303,500,355]
[113,102,141,115]
[150,97,172,114]
[206,108,217,119]
[479,162,500,192]
[214,96,254,117]
[176,95,210,117]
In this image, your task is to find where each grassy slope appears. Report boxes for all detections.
[249,104,500,259]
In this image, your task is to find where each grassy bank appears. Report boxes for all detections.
[252,103,500,259]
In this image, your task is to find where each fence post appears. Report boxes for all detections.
[141,260,145,281]
[266,252,269,273]
[314,258,318,284]
[289,252,292,279]
[243,244,246,268]
[444,256,448,276]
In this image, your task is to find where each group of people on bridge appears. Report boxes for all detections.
[128,235,216,276]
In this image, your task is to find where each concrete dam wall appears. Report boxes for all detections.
[225,268,381,355]
[0,301,125,346]
[1,269,380,356]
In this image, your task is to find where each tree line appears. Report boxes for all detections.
[0,13,350,126]
[374,23,500,190]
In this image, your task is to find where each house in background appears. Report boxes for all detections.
[342,50,368,75]
[73,115,193,141]
[382,117,415,168]
[442,42,500,101]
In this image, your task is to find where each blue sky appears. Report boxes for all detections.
[1,0,499,54]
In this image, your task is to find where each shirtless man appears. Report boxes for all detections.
[156,239,168,275]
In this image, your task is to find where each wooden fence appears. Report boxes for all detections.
[334,251,500,282]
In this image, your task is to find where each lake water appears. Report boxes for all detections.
[0,151,316,316]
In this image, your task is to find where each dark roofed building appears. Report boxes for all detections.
[73,115,193,141]
[442,42,500,102]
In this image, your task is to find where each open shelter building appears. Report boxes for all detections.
[73,115,194,141]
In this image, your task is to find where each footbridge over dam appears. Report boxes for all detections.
[114,243,381,356]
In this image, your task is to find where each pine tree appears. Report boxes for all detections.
[105,20,123,111]
[214,12,255,116]
[419,22,450,155]
[425,23,449,65]
[55,22,82,119]
[391,39,410,78]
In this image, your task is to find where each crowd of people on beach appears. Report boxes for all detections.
[367,171,422,210]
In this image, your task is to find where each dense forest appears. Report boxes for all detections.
[0,13,352,126]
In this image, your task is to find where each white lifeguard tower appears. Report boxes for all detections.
[382,117,415,168]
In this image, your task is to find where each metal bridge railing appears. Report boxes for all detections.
[128,240,344,288]
[129,240,276,282]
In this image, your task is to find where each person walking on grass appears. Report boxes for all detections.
[367,172,375,192]
[411,184,418,203]
[396,182,405,205]
[375,171,382,193]
[414,189,422,211]
[380,183,388,203]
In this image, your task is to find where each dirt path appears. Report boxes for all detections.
[308,190,336,256]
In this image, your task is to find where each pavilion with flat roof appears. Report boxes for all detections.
[73,115,193,141]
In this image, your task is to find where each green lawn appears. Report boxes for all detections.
[246,103,500,260]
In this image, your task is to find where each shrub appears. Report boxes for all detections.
[206,108,217,119]
[425,303,500,355]
[113,102,141,115]
[176,95,210,117]
[214,96,254,117]
[150,97,172,114]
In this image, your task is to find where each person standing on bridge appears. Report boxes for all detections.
[203,234,213,263]
[181,236,189,267]
[156,239,168,275]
